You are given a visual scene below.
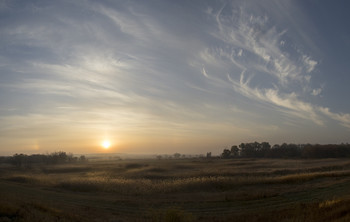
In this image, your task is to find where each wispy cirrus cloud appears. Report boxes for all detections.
[197,2,350,129]
[311,87,323,96]
[319,108,350,129]
[201,67,209,78]
[1,0,350,154]
[302,55,318,73]
[227,71,350,128]
[227,72,324,126]
[210,4,316,86]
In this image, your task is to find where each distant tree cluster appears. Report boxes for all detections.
[0,152,86,167]
[221,142,350,159]
[156,153,191,160]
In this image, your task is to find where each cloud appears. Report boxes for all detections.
[227,71,350,129]
[201,67,209,78]
[1,0,350,154]
[95,5,150,42]
[311,88,322,96]
[319,107,350,128]
[208,4,318,87]
[302,55,318,73]
[227,72,324,125]
[190,2,350,130]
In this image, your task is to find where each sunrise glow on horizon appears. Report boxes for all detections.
[102,140,111,149]
[1,1,350,155]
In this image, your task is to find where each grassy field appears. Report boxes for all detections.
[1,158,350,221]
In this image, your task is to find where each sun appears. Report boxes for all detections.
[102,140,111,149]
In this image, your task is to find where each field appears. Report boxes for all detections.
[1,158,350,221]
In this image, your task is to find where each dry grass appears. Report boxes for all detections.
[0,200,85,222]
[4,159,350,195]
[1,158,350,221]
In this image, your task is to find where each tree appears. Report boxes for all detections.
[79,155,86,162]
[174,153,181,159]
[206,152,212,158]
[231,146,239,157]
[221,149,231,159]
[240,143,255,157]
[156,155,162,160]
[260,142,271,157]
[12,154,26,167]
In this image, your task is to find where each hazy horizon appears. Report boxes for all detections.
[1,0,350,156]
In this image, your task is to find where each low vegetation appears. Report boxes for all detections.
[1,156,350,221]
[0,151,86,167]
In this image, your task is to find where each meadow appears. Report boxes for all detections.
[1,157,350,221]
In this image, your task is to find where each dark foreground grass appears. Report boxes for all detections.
[1,158,350,221]
[2,197,350,222]
[0,200,84,222]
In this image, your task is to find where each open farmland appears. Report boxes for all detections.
[1,158,350,221]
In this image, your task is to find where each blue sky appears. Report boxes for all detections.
[1,0,350,155]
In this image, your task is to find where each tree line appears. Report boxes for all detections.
[221,142,350,159]
[0,151,86,167]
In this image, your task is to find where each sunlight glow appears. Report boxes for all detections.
[102,140,111,149]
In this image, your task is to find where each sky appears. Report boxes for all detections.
[1,0,350,155]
